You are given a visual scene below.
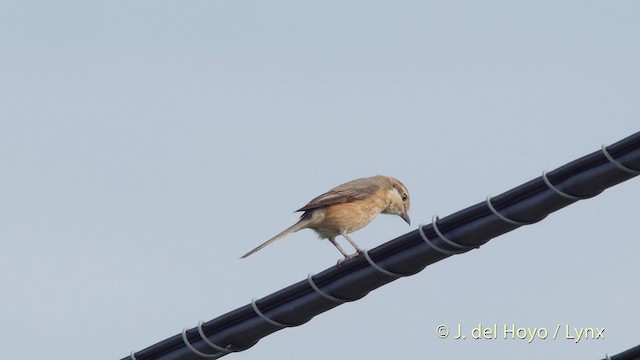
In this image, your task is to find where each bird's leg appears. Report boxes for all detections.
[328,238,351,258]
[341,234,364,254]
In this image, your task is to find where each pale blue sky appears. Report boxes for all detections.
[1,1,639,359]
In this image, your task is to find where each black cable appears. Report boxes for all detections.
[125,131,640,360]
[603,344,640,360]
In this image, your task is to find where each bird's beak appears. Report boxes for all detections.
[400,212,411,225]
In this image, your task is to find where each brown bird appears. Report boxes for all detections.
[241,175,411,260]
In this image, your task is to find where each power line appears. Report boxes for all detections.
[126,131,640,360]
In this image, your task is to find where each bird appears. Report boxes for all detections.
[240,175,411,260]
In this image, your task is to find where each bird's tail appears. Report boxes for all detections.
[240,218,311,259]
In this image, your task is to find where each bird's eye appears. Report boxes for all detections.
[402,193,408,201]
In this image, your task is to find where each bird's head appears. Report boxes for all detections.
[382,176,411,225]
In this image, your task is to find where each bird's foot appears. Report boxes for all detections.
[336,251,363,266]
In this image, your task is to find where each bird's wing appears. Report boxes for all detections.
[296,177,384,212]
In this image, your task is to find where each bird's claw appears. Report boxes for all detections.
[336,251,364,266]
